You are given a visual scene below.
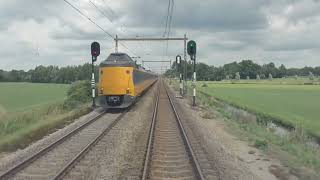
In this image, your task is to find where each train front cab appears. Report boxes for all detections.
[98,66,136,108]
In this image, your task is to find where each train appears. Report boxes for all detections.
[98,52,158,108]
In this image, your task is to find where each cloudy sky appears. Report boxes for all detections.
[1,0,320,72]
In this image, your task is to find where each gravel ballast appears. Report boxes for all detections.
[63,85,157,180]
[0,108,105,175]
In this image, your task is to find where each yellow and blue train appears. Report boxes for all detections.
[98,53,157,108]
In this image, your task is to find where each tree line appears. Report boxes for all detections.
[1,60,320,83]
[165,60,320,81]
[0,63,98,84]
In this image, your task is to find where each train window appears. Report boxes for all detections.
[106,53,133,62]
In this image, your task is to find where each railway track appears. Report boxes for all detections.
[141,80,206,180]
[0,109,127,180]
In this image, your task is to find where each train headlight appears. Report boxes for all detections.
[126,88,130,94]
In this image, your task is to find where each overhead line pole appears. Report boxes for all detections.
[115,37,187,41]
[115,35,118,53]
[142,61,171,62]
[184,34,187,95]
[146,61,170,67]
[115,35,189,96]
[142,61,171,68]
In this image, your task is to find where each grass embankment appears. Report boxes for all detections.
[0,82,91,151]
[194,90,320,177]
[167,78,320,176]
[189,83,320,179]
[198,83,320,138]
[207,77,320,85]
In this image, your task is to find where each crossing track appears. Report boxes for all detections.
[0,110,127,180]
[141,79,205,180]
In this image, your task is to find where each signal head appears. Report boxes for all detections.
[187,40,196,58]
[91,42,100,59]
[176,55,181,64]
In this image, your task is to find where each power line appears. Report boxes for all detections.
[91,0,127,35]
[88,0,113,23]
[63,0,139,57]
[163,0,171,37]
[162,0,172,61]
[101,0,118,20]
[164,0,174,57]
[88,0,140,56]
[119,42,140,57]
[63,0,114,39]
[167,0,174,38]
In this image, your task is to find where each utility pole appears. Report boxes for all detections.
[115,35,118,53]
[183,34,187,96]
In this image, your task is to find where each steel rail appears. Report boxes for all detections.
[51,110,128,180]
[0,111,106,180]
[164,83,205,180]
[141,83,160,180]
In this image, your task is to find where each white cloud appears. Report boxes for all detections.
[0,0,320,71]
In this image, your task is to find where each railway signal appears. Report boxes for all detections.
[187,40,197,106]
[91,42,100,61]
[187,40,196,59]
[90,42,100,108]
[176,55,182,96]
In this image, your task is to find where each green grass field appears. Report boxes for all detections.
[213,77,320,85]
[199,83,320,137]
[0,82,69,114]
[0,82,92,151]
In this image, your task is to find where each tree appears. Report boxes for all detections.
[314,66,320,76]
[211,67,224,81]
[262,63,279,78]
[196,63,211,80]
[0,70,3,81]
[223,62,240,79]
[301,67,314,76]
[239,60,261,79]
[279,64,287,78]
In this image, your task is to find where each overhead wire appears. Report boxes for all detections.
[167,0,174,38]
[63,0,140,57]
[91,0,141,57]
[101,0,118,20]
[88,0,113,23]
[161,0,171,64]
[163,0,171,37]
[63,0,114,39]
[162,0,174,71]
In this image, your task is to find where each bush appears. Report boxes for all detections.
[254,139,268,150]
[202,83,208,87]
[64,80,91,109]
